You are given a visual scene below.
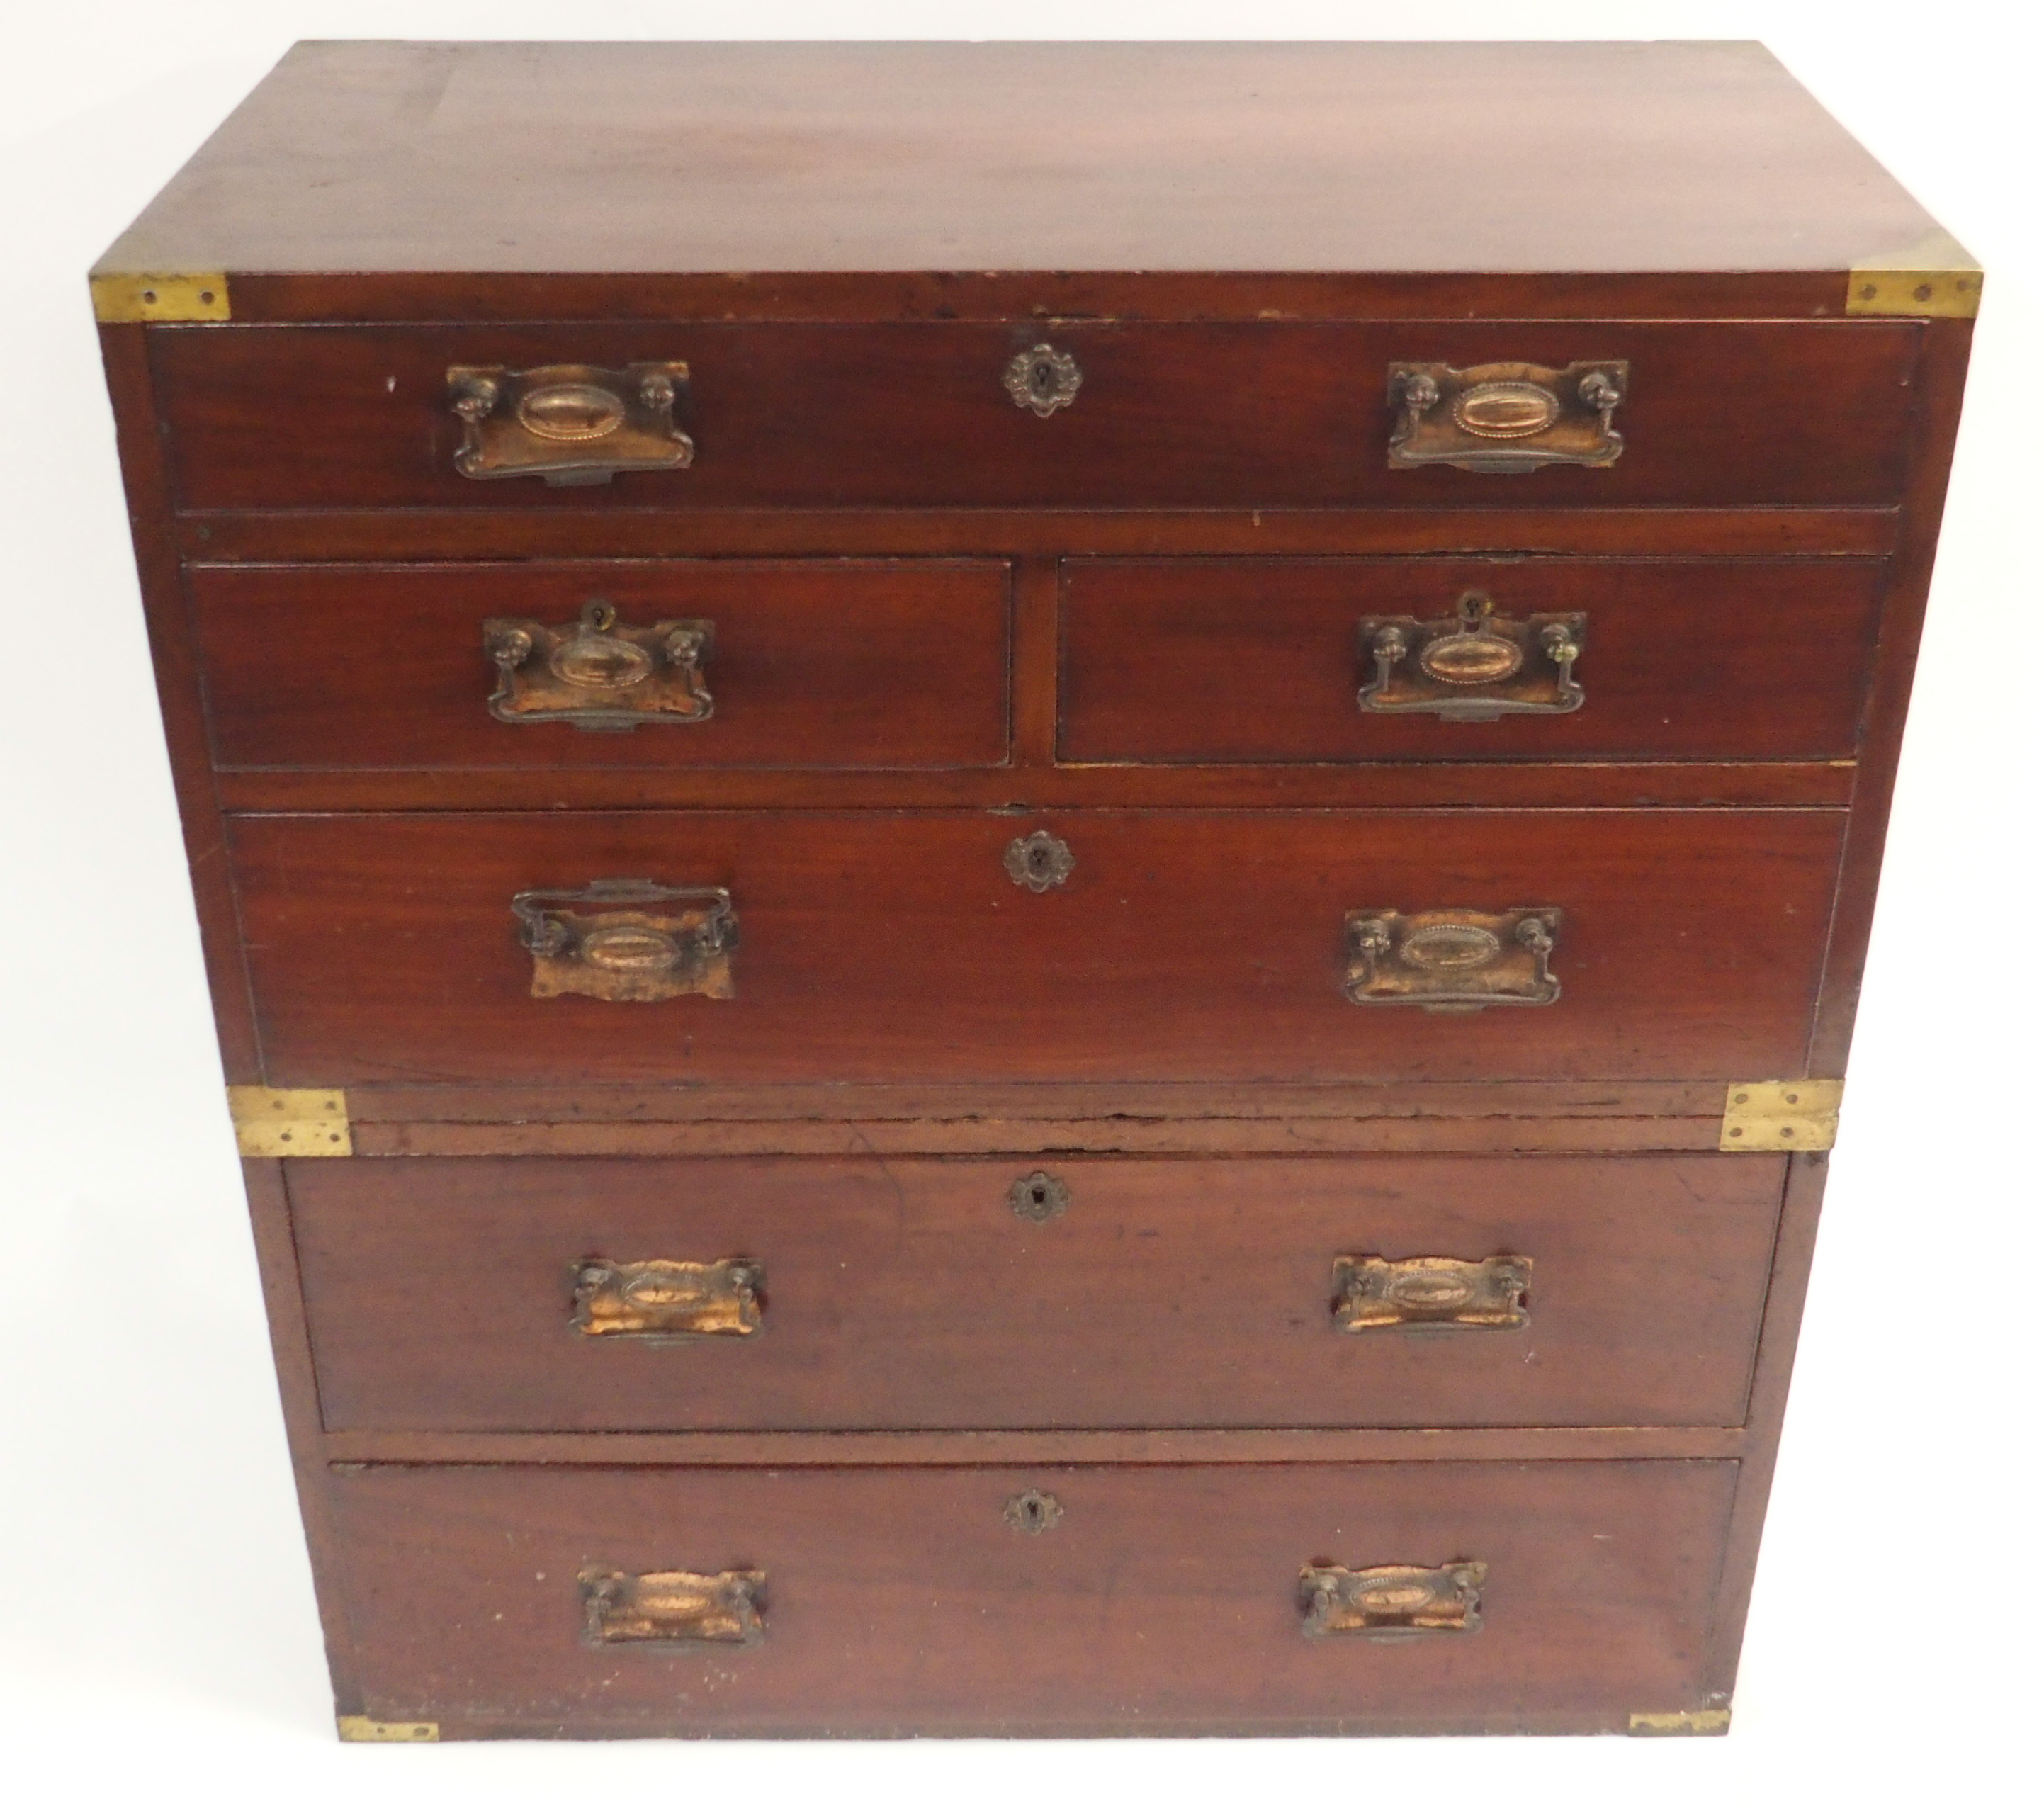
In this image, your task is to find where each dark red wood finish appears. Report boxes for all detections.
[326,1458,1738,1736]
[191,560,1012,772]
[226,808,1845,1087]
[151,322,1921,514]
[1061,557,1887,764]
[290,1153,1785,1433]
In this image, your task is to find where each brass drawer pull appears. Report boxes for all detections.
[1300,1561,1486,1641]
[1343,907,1560,1012]
[1358,589,1584,721]
[447,361,694,485]
[572,1257,763,1339]
[580,1567,765,1647]
[1388,359,1626,472]
[1003,342,1083,417]
[1333,1255,1532,1331]
[512,878,737,1003]
[485,600,713,730]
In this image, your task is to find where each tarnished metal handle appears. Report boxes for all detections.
[513,878,737,1003]
[580,1568,765,1647]
[1344,907,1560,1012]
[1359,590,1584,721]
[448,361,694,485]
[485,600,713,730]
[1333,1255,1532,1331]
[1388,360,1626,472]
[1300,1562,1487,1640]
[572,1257,763,1339]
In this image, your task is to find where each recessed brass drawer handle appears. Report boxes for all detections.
[1388,359,1626,472]
[1300,1561,1486,1640]
[1333,1255,1531,1331]
[484,600,713,730]
[447,361,694,485]
[1343,907,1560,1012]
[513,878,737,1003]
[1358,589,1584,721]
[580,1567,766,1647]
[572,1257,763,1339]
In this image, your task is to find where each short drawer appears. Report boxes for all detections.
[227,807,1843,1086]
[154,320,1920,511]
[191,560,1010,772]
[293,1153,1783,1433]
[327,1458,1737,1736]
[1061,557,1885,764]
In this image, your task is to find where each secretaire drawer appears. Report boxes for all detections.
[153,320,1920,511]
[191,560,1011,772]
[226,807,1843,1086]
[328,1459,1737,1736]
[1062,557,1886,764]
[293,1153,1783,1433]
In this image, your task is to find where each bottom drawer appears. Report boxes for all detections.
[329,1459,1736,1736]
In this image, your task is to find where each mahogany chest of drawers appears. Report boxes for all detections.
[94,40,1977,1739]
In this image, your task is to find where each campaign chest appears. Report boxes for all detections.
[94,40,1977,1739]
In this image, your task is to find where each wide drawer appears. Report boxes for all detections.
[293,1153,1783,1433]
[327,1459,1736,1735]
[154,320,1920,511]
[1061,557,1886,764]
[228,808,1843,1086]
[191,560,1011,772]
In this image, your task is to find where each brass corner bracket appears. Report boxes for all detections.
[1846,230,1982,318]
[227,1086,352,1157]
[1720,1080,1841,1153]
[89,272,231,323]
[1628,1708,1732,1737]
[336,1716,439,1743]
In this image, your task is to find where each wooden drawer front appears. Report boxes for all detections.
[229,808,1842,1086]
[155,321,1919,511]
[1062,557,1885,764]
[295,1154,1782,1433]
[191,560,1010,772]
[329,1460,1735,1735]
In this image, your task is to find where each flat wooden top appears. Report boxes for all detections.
[102,40,1955,281]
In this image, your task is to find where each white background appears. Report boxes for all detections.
[2,4,2037,1800]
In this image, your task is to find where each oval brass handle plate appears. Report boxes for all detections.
[448,361,694,485]
[580,1567,765,1646]
[1005,830,1075,891]
[1387,360,1626,472]
[1333,1254,1531,1331]
[485,600,714,730]
[1300,1561,1486,1640]
[513,878,738,1003]
[1358,590,1584,721]
[1343,907,1560,1011]
[572,1256,763,1338]
[1003,343,1083,417]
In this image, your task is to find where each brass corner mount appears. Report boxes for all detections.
[90,272,231,323]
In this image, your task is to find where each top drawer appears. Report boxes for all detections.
[151,321,1922,512]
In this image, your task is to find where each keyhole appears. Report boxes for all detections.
[1004,1489,1063,1535]
[1031,360,1056,398]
